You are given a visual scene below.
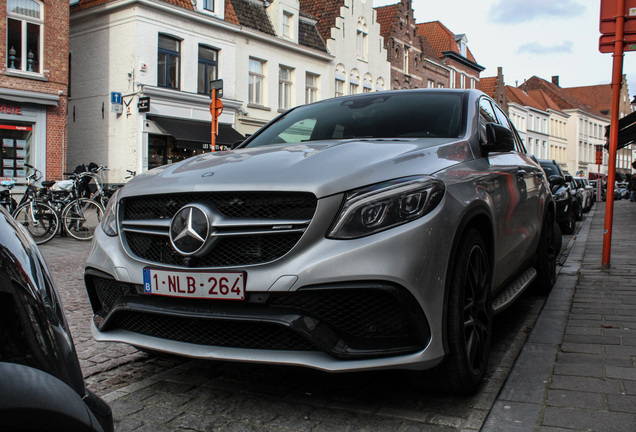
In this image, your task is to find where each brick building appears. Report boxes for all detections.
[375,0,448,90]
[416,20,483,90]
[1,0,68,183]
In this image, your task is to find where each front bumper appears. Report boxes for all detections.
[85,194,455,372]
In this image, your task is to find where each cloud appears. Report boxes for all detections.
[518,41,574,55]
[489,0,585,24]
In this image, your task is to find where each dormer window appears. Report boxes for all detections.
[202,0,213,12]
[283,11,293,38]
[7,0,43,74]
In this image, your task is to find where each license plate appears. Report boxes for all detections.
[143,268,245,300]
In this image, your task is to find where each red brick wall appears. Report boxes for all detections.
[0,0,69,180]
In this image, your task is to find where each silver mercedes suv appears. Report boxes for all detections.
[85,89,557,394]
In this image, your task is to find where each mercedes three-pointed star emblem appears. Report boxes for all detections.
[169,205,210,255]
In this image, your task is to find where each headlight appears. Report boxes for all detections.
[101,188,120,237]
[553,190,568,201]
[327,176,445,239]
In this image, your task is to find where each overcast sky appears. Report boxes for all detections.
[373,0,636,98]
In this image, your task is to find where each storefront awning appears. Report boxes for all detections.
[148,116,244,150]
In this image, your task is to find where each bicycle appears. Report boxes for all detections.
[11,164,60,245]
[0,179,17,214]
[39,168,105,241]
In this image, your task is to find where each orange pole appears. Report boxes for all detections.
[211,91,217,152]
[602,0,626,268]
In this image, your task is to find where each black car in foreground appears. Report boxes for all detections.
[0,207,113,432]
[538,159,578,234]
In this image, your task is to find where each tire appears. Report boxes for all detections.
[62,198,104,240]
[575,202,583,221]
[560,209,575,235]
[532,216,559,295]
[554,221,562,256]
[428,228,493,395]
[12,201,60,245]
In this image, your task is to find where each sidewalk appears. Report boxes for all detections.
[483,200,636,431]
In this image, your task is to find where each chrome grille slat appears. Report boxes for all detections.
[119,192,317,267]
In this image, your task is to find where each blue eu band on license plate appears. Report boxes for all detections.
[143,268,245,300]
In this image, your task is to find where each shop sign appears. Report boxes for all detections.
[138,97,150,112]
[0,105,22,115]
[0,124,32,131]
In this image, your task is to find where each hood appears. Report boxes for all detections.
[122,138,473,199]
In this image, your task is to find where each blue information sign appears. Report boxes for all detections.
[110,91,122,105]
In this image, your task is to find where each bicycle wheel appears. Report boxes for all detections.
[13,201,60,245]
[62,198,104,240]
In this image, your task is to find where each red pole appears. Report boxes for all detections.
[602,0,626,268]
[211,91,217,152]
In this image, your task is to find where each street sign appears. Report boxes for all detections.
[110,91,122,105]
[138,96,150,112]
[210,98,223,117]
[600,0,636,35]
[599,33,636,52]
[210,79,223,98]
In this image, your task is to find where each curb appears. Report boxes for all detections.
[480,208,594,431]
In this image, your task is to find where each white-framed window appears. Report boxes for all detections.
[427,79,435,88]
[283,11,293,38]
[349,83,359,95]
[249,58,265,105]
[7,0,43,74]
[278,65,293,110]
[349,69,360,95]
[375,77,385,92]
[306,73,319,104]
[356,18,368,60]
[335,79,345,97]
[362,73,372,93]
[202,0,213,12]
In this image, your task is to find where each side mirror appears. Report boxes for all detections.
[482,123,514,153]
[548,175,564,188]
[564,174,573,183]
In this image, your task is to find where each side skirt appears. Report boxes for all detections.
[491,268,537,315]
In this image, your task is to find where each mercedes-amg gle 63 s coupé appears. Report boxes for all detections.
[84,89,558,395]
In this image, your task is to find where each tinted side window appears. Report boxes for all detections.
[479,98,497,138]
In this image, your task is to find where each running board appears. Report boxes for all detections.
[492,268,537,314]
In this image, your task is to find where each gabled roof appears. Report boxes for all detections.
[228,0,275,36]
[299,0,344,41]
[506,86,544,111]
[416,21,479,65]
[375,3,399,39]
[563,84,612,114]
[522,76,607,119]
[479,77,496,98]
[527,89,563,112]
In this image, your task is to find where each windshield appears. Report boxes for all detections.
[245,91,466,148]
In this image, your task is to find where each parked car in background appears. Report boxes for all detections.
[539,160,578,234]
[572,177,594,213]
[83,89,558,395]
[0,207,113,432]
[616,181,629,200]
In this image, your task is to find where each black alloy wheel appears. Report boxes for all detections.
[435,228,493,395]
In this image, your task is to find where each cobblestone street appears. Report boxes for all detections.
[39,234,548,431]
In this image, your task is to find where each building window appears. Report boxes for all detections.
[202,0,213,12]
[403,46,409,74]
[278,66,293,110]
[349,69,360,95]
[362,73,372,93]
[356,18,368,60]
[158,34,180,89]
[306,73,319,104]
[428,79,435,88]
[249,58,265,105]
[283,11,293,38]
[375,77,385,92]
[335,79,345,97]
[7,0,43,73]
[197,45,218,95]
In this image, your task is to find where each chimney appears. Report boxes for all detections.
[552,75,560,87]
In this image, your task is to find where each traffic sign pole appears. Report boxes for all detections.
[602,0,626,269]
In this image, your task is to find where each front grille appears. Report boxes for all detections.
[88,275,427,358]
[125,231,303,267]
[115,311,316,351]
[120,192,317,267]
[122,192,317,220]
